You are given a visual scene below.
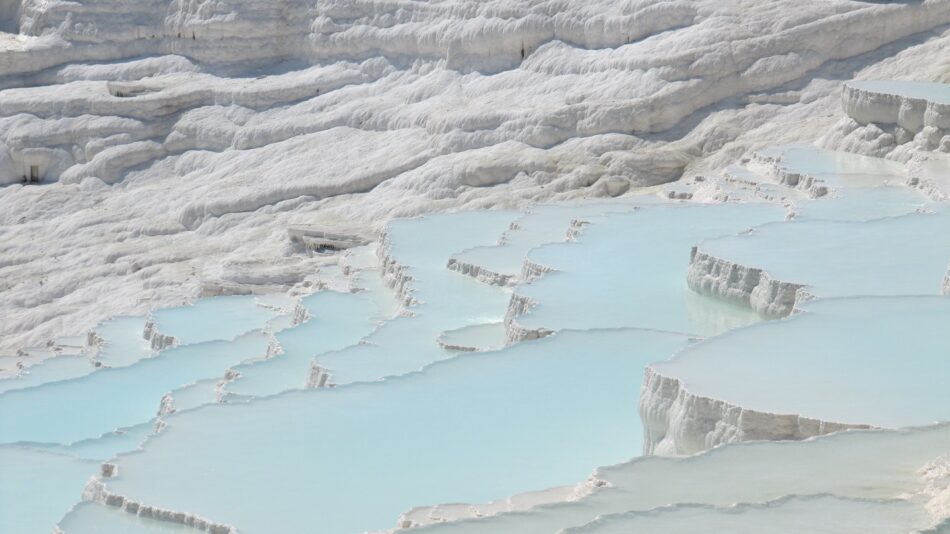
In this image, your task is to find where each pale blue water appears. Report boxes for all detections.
[409,424,950,534]
[699,208,950,298]
[652,296,950,428]
[226,291,381,397]
[759,145,907,186]
[149,295,278,345]
[0,333,268,444]
[307,211,519,385]
[0,446,99,533]
[95,316,154,367]
[0,354,93,394]
[167,379,219,412]
[106,329,690,534]
[451,201,639,280]
[0,316,153,394]
[49,422,155,462]
[438,322,507,351]
[796,186,927,222]
[516,203,784,336]
[724,156,927,222]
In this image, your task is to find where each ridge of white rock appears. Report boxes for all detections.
[445,256,518,288]
[747,151,830,198]
[639,365,867,456]
[504,292,552,345]
[377,230,416,309]
[141,318,177,351]
[305,362,332,389]
[841,80,950,150]
[82,478,235,534]
[685,245,806,318]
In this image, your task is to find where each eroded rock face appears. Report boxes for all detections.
[686,247,804,318]
[639,367,869,456]
[640,296,950,457]
[842,82,950,137]
[825,81,950,160]
[142,319,177,351]
[82,478,237,533]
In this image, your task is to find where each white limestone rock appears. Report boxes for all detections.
[686,247,805,318]
[639,366,867,456]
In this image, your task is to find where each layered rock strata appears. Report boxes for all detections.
[686,246,806,318]
[639,367,870,456]
[82,478,236,534]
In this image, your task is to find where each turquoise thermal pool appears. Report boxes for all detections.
[512,203,784,337]
[649,297,950,429]
[102,329,690,533]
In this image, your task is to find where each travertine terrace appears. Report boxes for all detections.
[1,1,949,532]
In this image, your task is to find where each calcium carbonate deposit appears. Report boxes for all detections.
[1,1,949,532]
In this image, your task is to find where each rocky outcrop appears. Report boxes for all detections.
[157,393,175,416]
[82,478,236,534]
[445,257,516,287]
[520,258,556,284]
[377,231,415,308]
[503,292,552,345]
[265,335,283,359]
[921,455,950,521]
[639,367,870,456]
[686,246,807,317]
[564,219,590,242]
[213,368,242,402]
[142,318,176,351]
[842,82,950,138]
[749,151,830,198]
[290,301,309,326]
[305,362,332,389]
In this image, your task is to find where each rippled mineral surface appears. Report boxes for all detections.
[1,1,950,532]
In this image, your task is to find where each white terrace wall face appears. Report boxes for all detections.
[1,1,950,533]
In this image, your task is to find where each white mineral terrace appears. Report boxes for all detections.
[843,80,950,139]
[2,1,950,533]
[642,296,950,456]
[688,208,949,317]
[403,425,950,532]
